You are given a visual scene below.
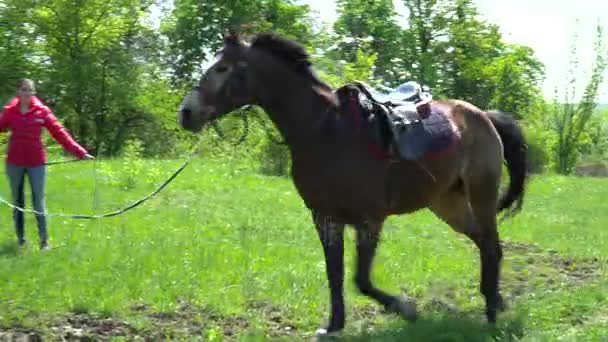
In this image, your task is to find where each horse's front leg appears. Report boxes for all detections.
[354,220,417,321]
[312,211,346,335]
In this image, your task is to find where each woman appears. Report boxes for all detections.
[0,79,94,250]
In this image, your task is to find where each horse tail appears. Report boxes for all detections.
[486,110,528,217]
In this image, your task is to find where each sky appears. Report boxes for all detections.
[297,0,608,103]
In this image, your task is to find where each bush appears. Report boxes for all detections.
[523,121,554,174]
[98,139,162,190]
[257,137,291,177]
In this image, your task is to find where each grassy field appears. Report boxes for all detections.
[0,155,606,341]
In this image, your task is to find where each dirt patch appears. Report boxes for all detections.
[59,315,135,340]
[501,240,602,301]
[0,302,251,341]
[141,301,249,339]
[422,297,460,315]
[501,240,548,254]
[247,300,297,337]
[575,163,608,177]
[0,315,135,342]
[350,304,382,321]
[0,330,43,342]
[551,257,601,284]
[394,240,604,319]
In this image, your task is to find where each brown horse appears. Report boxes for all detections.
[177,32,528,336]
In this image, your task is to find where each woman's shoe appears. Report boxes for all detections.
[40,241,50,251]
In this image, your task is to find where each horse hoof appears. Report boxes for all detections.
[315,328,341,338]
[388,296,417,321]
[484,295,506,323]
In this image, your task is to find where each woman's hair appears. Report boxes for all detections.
[18,78,36,92]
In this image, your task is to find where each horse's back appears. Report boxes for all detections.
[433,99,505,187]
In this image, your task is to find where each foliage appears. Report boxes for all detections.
[0,0,38,102]
[257,138,291,177]
[550,21,608,174]
[582,109,608,162]
[333,0,404,84]
[98,139,163,189]
[160,0,314,86]
[523,122,555,174]
[400,0,451,87]
[484,44,546,116]
[0,0,605,173]
[0,0,179,157]
[437,0,545,113]
[314,45,380,88]
[329,0,546,117]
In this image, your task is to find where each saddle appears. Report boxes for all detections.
[336,80,438,161]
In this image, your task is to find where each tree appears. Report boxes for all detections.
[402,0,544,115]
[309,23,379,87]
[333,0,405,85]
[1,0,178,156]
[485,44,545,116]
[400,0,451,87]
[161,0,314,86]
[0,0,39,102]
[551,21,608,174]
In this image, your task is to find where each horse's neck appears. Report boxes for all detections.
[258,81,334,151]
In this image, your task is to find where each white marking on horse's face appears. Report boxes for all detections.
[177,44,253,132]
[177,53,235,125]
[177,89,200,126]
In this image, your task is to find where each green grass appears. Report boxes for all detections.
[0,156,607,341]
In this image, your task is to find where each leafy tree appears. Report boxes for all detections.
[400,0,451,87]
[0,0,39,102]
[551,21,608,174]
[0,0,179,156]
[161,0,314,86]
[333,0,405,85]
[437,0,502,102]
[310,24,379,87]
[485,44,545,116]
[400,0,544,116]
[578,108,608,164]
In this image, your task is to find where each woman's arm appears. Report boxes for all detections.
[43,108,89,158]
[0,108,12,132]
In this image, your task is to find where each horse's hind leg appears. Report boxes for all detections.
[353,220,417,321]
[430,184,504,323]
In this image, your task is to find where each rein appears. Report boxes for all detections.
[0,134,204,219]
[44,158,90,166]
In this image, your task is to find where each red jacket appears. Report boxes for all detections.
[0,96,88,166]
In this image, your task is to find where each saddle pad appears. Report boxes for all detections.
[396,104,457,159]
[339,86,457,161]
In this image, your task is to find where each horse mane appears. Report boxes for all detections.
[250,33,333,92]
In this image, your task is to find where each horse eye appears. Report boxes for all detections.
[216,65,229,73]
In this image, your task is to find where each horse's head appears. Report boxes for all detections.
[178,31,255,132]
[178,31,337,133]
